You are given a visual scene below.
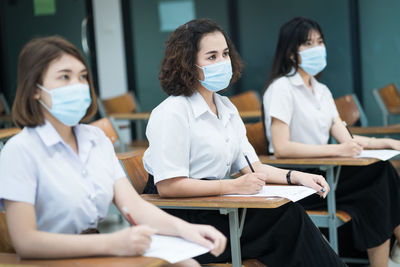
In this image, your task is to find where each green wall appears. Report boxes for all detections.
[0,0,88,105]
[129,0,230,111]
[359,0,400,126]
[237,0,353,99]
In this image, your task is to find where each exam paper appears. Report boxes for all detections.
[144,234,210,263]
[226,185,316,202]
[357,149,400,161]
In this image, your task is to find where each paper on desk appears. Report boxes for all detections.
[226,185,316,202]
[356,149,400,161]
[144,234,209,264]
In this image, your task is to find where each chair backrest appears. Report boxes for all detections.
[334,94,368,127]
[0,211,15,253]
[229,90,261,112]
[245,121,269,155]
[90,117,119,144]
[101,92,137,115]
[117,149,148,194]
[376,83,400,114]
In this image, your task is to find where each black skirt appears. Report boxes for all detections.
[144,175,346,267]
[297,161,400,251]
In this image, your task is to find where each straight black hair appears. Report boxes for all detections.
[263,17,324,92]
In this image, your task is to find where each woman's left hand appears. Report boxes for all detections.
[178,223,227,257]
[292,171,330,198]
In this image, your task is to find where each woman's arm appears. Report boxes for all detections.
[113,178,226,256]
[240,162,329,198]
[271,117,363,158]
[4,200,155,258]
[330,116,400,150]
[155,173,267,198]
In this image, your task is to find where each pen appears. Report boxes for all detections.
[343,121,354,139]
[243,153,255,173]
[122,206,137,226]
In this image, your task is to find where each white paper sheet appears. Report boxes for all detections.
[225,185,316,202]
[356,149,400,161]
[144,234,210,264]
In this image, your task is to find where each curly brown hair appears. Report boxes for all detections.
[159,18,243,96]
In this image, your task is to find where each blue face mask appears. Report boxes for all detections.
[197,60,233,92]
[37,83,92,126]
[299,46,327,76]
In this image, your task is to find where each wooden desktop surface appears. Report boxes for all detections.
[0,253,166,267]
[0,127,20,140]
[350,125,400,135]
[141,194,290,209]
[259,155,379,166]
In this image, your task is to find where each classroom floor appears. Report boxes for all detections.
[99,213,400,267]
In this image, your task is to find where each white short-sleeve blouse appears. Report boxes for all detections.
[0,120,126,234]
[263,71,339,153]
[143,91,258,184]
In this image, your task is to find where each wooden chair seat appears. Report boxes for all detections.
[306,210,352,223]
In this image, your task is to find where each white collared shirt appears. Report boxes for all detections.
[143,92,258,184]
[0,120,125,234]
[263,71,339,153]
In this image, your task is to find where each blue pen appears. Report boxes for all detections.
[243,153,255,173]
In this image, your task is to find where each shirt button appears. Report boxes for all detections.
[90,220,95,225]
[225,137,229,143]
[226,161,230,166]
[81,169,88,177]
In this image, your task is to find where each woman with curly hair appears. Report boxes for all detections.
[142,18,346,267]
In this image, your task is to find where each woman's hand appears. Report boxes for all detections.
[110,225,157,256]
[291,171,329,198]
[337,140,363,157]
[178,223,227,257]
[232,173,267,194]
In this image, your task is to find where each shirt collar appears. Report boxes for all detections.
[35,120,96,161]
[188,91,235,122]
[287,69,321,94]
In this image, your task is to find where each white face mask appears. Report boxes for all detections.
[37,83,91,126]
[298,46,327,76]
[197,60,233,92]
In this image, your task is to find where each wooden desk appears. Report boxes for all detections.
[141,194,289,267]
[259,155,379,254]
[0,252,166,267]
[238,110,261,120]
[110,112,151,120]
[0,127,20,140]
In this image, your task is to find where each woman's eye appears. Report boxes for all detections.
[305,42,312,46]
[80,74,88,80]
[223,52,229,57]
[60,75,69,80]
[208,55,216,60]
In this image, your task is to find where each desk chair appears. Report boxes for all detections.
[0,93,12,128]
[228,91,262,121]
[89,117,126,152]
[334,94,400,136]
[117,150,277,267]
[372,83,400,126]
[97,92,149,150]
[0,211,14,253]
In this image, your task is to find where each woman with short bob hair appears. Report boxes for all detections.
[143,18,346,266]
[263,17,400,266]
[0,36,227,266]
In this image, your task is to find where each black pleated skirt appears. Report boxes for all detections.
[144,176,346,267]
[298,161,400,251]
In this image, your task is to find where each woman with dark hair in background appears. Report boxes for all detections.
[143,18,346,267]
[263,16,400,266]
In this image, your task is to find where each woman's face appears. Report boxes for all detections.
[34,53,88,108]
[196,31,230,81]
[298,29,324,53]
